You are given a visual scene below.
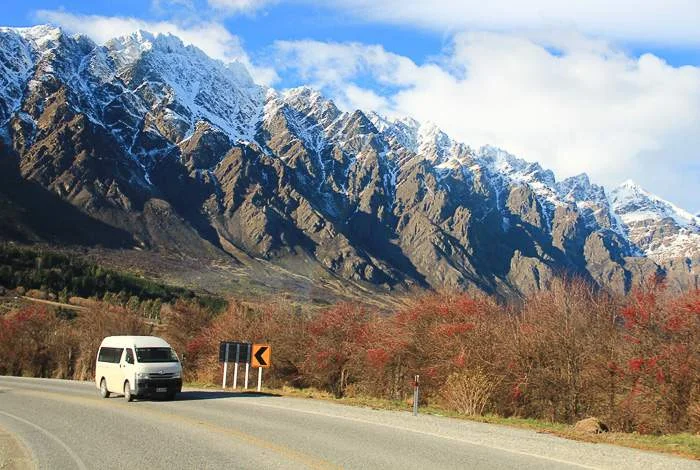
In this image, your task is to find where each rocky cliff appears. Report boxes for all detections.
[0,26,696,297]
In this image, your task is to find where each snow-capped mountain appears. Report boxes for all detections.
[611,180,699,227]
[0,25,697,295]
[610,180,700,262]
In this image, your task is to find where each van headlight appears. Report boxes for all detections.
[172,371,181,379]
[136,372,149,379]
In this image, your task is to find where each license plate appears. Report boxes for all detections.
[156,387,167,393]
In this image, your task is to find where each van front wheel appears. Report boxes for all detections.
[99,378,110,398]
[124,382,133,402]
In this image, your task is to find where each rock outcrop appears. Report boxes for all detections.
[0,25,697,298]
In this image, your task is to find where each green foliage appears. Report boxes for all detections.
[0,244,226,314]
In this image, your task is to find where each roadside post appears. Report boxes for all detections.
[233,343,240,390]
[244,343,251,389]
[222,342,230,389]
[413,375,420,416]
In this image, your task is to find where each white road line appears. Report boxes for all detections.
[0,410,88,470]
[232,400,601,470]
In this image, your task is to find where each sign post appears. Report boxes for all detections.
[413,375,420,416]
[233,343,240,390]
[244,343,251,389]
[257,368,263,392]
[222,343,230,389]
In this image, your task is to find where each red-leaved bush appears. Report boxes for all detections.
[1,278,698,433]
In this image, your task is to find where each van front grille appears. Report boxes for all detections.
[148,372,175,379]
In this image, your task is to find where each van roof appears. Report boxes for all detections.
[100,336,172,348]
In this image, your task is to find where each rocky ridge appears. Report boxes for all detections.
[0,25,697,296]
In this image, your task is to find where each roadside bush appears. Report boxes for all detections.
[1,275,698,434]
[0,306,60,377]
[442,368,499,416]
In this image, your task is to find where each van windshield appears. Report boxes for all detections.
[135,347,179,363]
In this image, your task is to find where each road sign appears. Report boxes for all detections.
[251,344,271,368]
[219,341,250,363]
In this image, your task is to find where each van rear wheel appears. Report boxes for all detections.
[99,378,110,398]
[124,381,133,402]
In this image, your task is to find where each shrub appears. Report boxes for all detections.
[442,368,499,416]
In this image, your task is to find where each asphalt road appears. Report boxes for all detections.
[0,377,696,470]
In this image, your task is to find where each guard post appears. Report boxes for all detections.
[413,374,420,416]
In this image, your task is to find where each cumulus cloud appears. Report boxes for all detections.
[327,0,700,46]
[207,0,275,13]
[35,10,278,85]
[274,33,700,208]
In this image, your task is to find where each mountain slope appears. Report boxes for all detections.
[0,25,696,296]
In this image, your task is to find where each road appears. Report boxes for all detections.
[0,377,696,470]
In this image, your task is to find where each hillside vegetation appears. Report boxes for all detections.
[0,244,226,316]
[1,275,698,436]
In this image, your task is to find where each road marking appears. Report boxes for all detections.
[7,388,339,470]
[0,410,87,470]
[236,401,602,470]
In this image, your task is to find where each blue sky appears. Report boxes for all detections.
[3,0,700,209]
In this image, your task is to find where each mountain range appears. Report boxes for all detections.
[0,25,697,299]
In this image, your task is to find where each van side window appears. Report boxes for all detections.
[97,347,124,363]
[98,347,110,363]
[125,348,134,364]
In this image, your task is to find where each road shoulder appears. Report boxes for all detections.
[0,424,35,470]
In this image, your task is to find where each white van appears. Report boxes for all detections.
[95,336,182,402]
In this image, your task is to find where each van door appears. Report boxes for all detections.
[106,348,123,392]
[121,348,136,394]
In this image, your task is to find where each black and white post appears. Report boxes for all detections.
[222,342,230,389]
[244,343,251,389]
[233,343,240,390]
[413,374,420,416]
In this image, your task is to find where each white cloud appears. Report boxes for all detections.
[340,85,390,112]
[273,39,423,112]
[274,34,700,208]
[207,0,274,13]
[327,0,700,46]
[35,10,278,85]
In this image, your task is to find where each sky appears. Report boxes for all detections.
[4,0,700,211]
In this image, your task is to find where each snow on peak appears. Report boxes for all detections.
[105,31,156,69]
[283,86,321,100]
[417,121,453,162]
[556,173,606,204]
[103,29,263,142]
[619,179,641,190]
[281,86,337,115]
[367,113,421,153]
[278,86,344,134]
[1,24,62,48]
[611,180,699,227]
[478,146,555,187]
